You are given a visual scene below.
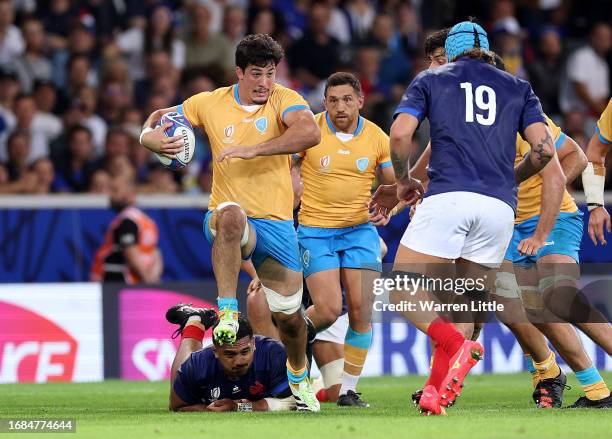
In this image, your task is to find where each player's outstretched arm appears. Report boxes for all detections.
[518,155,566,256]
[139,106,185,158]
[583,132,611,245]
[217,109,320,161]
[515,122,556,183]
[557,134,587,184]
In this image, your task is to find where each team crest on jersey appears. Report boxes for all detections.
[302,250,310,268]
[223,125,235,144]
[356,157,369,172]
[254,117,268,134]
[211,387,220,400]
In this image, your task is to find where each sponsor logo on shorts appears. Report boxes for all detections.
[356,157,369,172]
[254,117,268,134]
[302,250,310,268]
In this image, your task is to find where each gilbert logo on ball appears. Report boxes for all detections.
[155,112,195,169]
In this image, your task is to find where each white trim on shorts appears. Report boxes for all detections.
[315,313,349,345]
[400,191,515,267]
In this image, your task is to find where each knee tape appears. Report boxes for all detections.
[319,358,343,388]
[263,285,303,314]
[210,201,250,247]
[493,272,521,299]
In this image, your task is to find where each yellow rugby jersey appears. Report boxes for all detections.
[514,115,577,224]
[297,112,391,227]
[181,84,309,220]
[595,99,612,145]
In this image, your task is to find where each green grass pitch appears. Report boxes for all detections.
[1,373,610,439]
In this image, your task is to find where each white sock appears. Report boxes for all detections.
[339,372,359,396]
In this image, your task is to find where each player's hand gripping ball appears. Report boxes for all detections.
[154,112,195,169]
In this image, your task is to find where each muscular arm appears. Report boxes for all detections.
[557,135,587,184]
[515,122,556,183]
[253,109,320,156]
[586,133,610,166]
[142,106,178,130]
[290,156,303,209]
[140,105,183,157]
[532,155,566,241]
[410,141,431,188]
[377,165,396,185]
[389,113,419,180]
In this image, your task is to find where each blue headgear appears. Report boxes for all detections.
[445,21,489,61]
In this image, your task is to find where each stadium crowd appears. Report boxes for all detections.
[0,0,610,195]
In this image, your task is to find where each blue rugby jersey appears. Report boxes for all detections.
[173,336,289,404]
[395,57,546,210]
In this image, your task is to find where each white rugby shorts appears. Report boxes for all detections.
[400,191,514,266]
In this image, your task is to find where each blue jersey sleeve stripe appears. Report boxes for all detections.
[270,380,290,397]
[394,107,422,120]
[378,161,392,169]
[596,126,612,145]
[282,105,309,121]
[176,104,184,115]
[554,132,566,150]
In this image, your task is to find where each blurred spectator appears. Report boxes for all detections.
[0,0,25,65]
[184,3,234,75]
[89,169,111,194]
[107,155,137,182]
[115,4,185,80]
[13,18,52,94]
[77,86,107,156]
[0,69,19,155]
[325,0,351,45]
[11,94,53,162]
[248,0,288,41]
[135,50,176,107]
[527,28,564,116]
[346,0,375,41]
[5,130,30,182]
[96,128,132,173]
[40,0,76,52]
[54,125,97,192]
[139,163,179,193]
[90,176,163,284]
[30,157,55,193]
[287,1,340,89]
[223,6,247,47]
[363,13,411,93]
[561,22,611,116]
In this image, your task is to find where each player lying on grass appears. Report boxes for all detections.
[166,304,296,412]
[370,20,557,416]
[140,34,321,411]
[244,238,389,404]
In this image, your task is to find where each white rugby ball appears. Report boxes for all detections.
[155,112,195,169]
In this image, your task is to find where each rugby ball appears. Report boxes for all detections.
[154,112,195,169]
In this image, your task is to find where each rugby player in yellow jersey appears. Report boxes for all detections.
[139,34,322,411]
[583,99,612,245]
[292,72,395,407]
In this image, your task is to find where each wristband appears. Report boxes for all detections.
[237,402,253,412]
[139,127,154,145]
[582,162,606,211]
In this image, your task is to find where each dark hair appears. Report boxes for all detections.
[212,313,253,346]
[424,28,449,56]
[492,52,506,71]
[235,34,284,71]
[324,72,362,97]
[68,124,93,141]
[454,48,496,64]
